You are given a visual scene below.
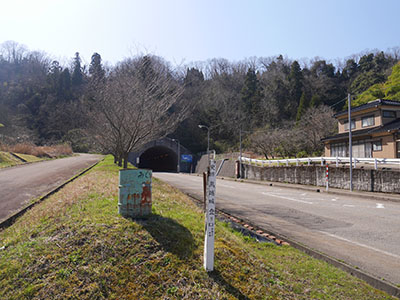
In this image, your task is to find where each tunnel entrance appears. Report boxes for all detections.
[138,146,177,172]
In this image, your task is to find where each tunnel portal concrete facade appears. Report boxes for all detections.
[128,138,194,173]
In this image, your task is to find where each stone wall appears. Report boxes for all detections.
[243,164,400,193]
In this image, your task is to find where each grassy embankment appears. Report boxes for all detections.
[0,143,73,168]
[0,156,394,299]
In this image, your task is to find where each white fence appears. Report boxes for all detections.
[240,156,400,170]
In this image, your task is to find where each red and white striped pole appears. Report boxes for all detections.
[325,165,329,192]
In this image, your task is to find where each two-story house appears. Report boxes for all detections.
[323,99,400,158]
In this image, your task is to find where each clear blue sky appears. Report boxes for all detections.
[1,0,399,66]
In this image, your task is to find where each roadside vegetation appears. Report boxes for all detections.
[0,143,73,168]
[0,156,393,299]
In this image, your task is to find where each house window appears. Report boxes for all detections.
[372,140,382,151]
[331,142,347,157]
[362,115,375,127]
[382,110,396,118]
[344,119,355,131]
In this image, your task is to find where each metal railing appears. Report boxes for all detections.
[240,156,400,170]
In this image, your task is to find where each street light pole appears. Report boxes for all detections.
[172,138,180,173]
[239,128,242,178]
[198,124,210,162]
[348,93,353,192]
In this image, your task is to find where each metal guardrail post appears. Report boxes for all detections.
[326,165,329,192]
[374,159,378,170]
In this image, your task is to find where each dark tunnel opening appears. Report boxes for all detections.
[138,146,177,172]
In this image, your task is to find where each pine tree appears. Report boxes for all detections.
[240,68,263,127]
[89,52,105,82]
[288,61,303,118]
[71,52,83,86]
[289,61,303,100]
[296,92,308,123]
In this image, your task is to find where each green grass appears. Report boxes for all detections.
[0,151,24,168]
[13,153,44,163]
[0,151,45,168]
[0,156,394,299]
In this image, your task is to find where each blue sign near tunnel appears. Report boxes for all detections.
[181,154,193,163]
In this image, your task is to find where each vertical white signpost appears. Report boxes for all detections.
[204,159,216,272]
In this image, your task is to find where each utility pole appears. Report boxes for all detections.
[198,124,210,164]
[239,128,242,178]
[348,93,353,191]
[172,139,180,173]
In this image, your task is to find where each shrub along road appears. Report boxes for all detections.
[0,153,103,222]
[153,172,400,287]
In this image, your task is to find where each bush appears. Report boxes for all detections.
[296,150,308,158]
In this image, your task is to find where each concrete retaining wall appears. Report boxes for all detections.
[244,164,400,193]
[195,155,209,174]
[218,160,236,177]
[195,154,237,178]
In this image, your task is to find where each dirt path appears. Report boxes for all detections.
[0,154,102,222]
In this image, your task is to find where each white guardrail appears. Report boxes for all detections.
[240,156,400,170]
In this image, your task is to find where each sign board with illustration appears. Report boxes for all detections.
[118,169,152,218]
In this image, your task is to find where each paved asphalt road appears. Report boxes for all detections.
[154,172,400,286]
[0,154,102,222]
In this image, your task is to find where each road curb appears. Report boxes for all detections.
[183,188,400,298]
[0,157,104,231]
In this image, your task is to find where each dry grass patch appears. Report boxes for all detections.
[7,143,73,158]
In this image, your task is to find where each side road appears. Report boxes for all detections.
[0,153,103,222]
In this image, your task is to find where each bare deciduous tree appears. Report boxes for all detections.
[89,55,186,168]
[249,129,280,159]
[248,105,336,159]
[296,105,337,154]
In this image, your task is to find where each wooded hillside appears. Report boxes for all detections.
[0,41,399,156]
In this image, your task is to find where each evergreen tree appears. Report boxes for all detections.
[289,61,303,99]
[71,52,83,86]
[310,94,321,107]
[296,92,308,123]
[240,68,263,127]
[58,68,71,100]
[89,52,105,82]
[288,61,303,118]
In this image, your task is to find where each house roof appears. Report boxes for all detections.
[368,118,400,134]
[334,99,400,118]
[321,128,372,142]
[322,118,400,142]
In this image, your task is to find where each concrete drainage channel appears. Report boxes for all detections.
[0,157,104,231]
[184,191,400,298]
